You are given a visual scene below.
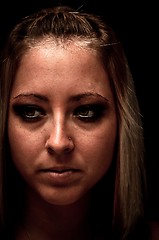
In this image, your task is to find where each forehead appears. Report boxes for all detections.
[17,40,103,80]
[27,38,98,59]
[11,41,113,100]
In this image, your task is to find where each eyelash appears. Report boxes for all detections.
[13,105,46,122]
[74,104,106,122]
[12,104,106,123]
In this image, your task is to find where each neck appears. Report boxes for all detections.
[16,191,92,240]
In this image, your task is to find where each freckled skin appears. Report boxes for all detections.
[8,42,117,206]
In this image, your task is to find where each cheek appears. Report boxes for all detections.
[80,124,117,178]
[8,121,40,170]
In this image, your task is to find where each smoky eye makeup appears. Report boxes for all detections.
[12,104,46,122]
[73,102,108,122]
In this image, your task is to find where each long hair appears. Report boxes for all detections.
[0,6,147,239]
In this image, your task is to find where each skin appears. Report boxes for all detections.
[8,41,117,239]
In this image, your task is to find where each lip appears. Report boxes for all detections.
[39,167,82,186]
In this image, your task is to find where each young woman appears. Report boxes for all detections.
[0,5,148,240]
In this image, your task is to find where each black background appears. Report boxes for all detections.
[0,0,158,219]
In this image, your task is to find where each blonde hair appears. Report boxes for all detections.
[0,6,147,239]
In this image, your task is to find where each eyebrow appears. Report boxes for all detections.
[69,92,109,102]
[13,93,48,102]
[13,92,109,102]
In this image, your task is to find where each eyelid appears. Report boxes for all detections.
[12,104,46,121]
[73,103,107,122]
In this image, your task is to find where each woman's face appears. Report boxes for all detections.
[8,42,117,205]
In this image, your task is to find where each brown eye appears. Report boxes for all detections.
[13,104,46,122]
[77,107,94,118]
[74,104,106,122]
[23,106,42,118]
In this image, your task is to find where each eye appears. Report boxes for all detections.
[12,104,46,122]
[74,104,106,122]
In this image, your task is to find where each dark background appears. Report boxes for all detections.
[0,0,158,219]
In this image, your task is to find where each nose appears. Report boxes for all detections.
[45,119,74,155]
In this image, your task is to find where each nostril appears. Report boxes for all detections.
[47,145,73,155]
[64,147,72,153]
[47,147,54,154]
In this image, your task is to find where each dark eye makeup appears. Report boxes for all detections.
[12,104,46,122]
[12,102,107,123]
[73,104,107,122]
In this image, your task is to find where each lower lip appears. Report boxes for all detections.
[40,170,81,186]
